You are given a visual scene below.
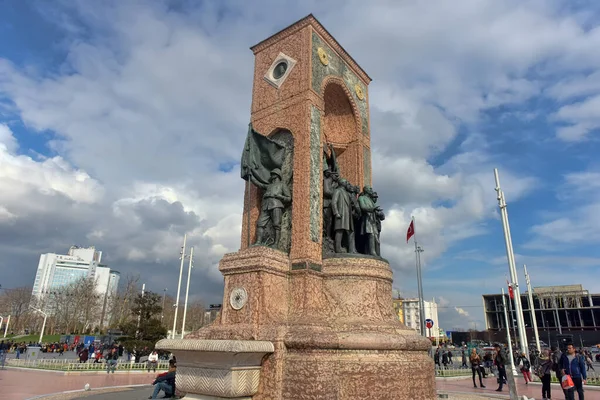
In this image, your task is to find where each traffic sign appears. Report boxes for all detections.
[425,319,434,329]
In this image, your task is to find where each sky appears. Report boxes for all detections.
[2,0,600,332]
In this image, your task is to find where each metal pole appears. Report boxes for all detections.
[161,288,167,323]
[181,247,194,338]
[172,234,187,339]
[495,169,528,356]
[524,265,541,353]
[3,315,9,338]
[502,289,518,377]
[552,289,562,334]
[417,246,426,338]
[412,217,426,337]
[40,313,47,344]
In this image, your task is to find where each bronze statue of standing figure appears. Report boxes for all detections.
[254,168,291,248]
[331,178,356,254]
[358,186,379,256]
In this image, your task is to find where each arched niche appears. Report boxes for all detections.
[322,80,361,187]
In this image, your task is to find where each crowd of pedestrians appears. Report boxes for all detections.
[432,341,597,399]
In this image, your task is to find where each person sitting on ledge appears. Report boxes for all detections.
[149,360,177,399]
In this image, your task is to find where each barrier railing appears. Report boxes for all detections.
[6,358,170,372]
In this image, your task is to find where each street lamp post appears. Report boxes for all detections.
[30,307,48,344]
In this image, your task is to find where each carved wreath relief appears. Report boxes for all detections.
[229,287,248,310]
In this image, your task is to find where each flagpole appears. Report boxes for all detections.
[494,169,528,357]
[412,217,426,337]
[524,265,541,354]
[172,234,187,339]
[502,288,519,377]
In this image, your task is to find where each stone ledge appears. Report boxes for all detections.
[155,339,274,354]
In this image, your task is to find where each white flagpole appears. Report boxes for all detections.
[502,288,519,377]
[181,247,194,339]
[524,265,541,354]
[412,217,426,337]
[172,234,187,339]
[494,169,528,357]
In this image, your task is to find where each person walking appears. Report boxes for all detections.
[518,352,533,384]
[494,343,508,392]
[470,349,485,389]
[537,349,553,400]
[560,344,586,400]
[105,348,119,374]
[147,350,159,373]
[461,349,468,368]
[442,350,449,370]
[585,353,595,372]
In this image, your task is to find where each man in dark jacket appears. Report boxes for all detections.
[494,343,508,392]
[560,343,587,400]
[150,362,176,399]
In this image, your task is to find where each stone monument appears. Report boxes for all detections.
[157,14,436,399]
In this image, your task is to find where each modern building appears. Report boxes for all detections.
[393,297,441,337]
[32,246,120,326]
[482,284,600,346]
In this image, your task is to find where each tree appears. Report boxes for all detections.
[120,291,167,362]
[0,286,33,333]
[107,274,140,328]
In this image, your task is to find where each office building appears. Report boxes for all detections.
[32,246,120,325]
[482,284,600,346]
[393,297,441,336]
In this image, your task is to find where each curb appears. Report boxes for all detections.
[26,384,152,400]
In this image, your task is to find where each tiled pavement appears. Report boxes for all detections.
[0,368,158,400]
[3,368,600,400]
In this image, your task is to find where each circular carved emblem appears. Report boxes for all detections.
[229,287,248,310]
[354,84,365,101]
[317,47,329,66]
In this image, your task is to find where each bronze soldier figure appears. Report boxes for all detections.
[254,168,291,248]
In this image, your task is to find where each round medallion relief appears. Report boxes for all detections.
[354,84,365,101]
[318,47,329,66]
[229,287,248,310]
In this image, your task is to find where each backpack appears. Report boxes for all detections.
[551,351,561,372]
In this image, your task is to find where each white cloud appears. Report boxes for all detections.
[0,0,598,316]
[455,307,470,317]
[0,124,104,222]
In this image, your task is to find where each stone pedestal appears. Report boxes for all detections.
[164,247,436,399]
[155,339,274,400]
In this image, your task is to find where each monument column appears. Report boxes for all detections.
[158,14,436,400]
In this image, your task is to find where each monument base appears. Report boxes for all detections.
[157,247,436,399]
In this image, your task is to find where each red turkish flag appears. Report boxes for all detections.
[406,220,415,243]
[507,280,514,299]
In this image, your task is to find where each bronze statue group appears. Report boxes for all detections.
[322,144,385,258]
[244,131,385,258]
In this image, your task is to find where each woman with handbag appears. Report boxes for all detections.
[470,348,486,389]
[537,350,553,400]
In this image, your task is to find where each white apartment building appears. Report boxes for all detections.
[32,246,120,325]
[402,298,441,336]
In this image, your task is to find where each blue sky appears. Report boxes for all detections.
[2,0,600,331]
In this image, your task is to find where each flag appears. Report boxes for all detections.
[406,220,415,243]
[507,279,514,299]
[240,124,286,186]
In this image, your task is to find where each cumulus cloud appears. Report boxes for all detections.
[1,0,599,328]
